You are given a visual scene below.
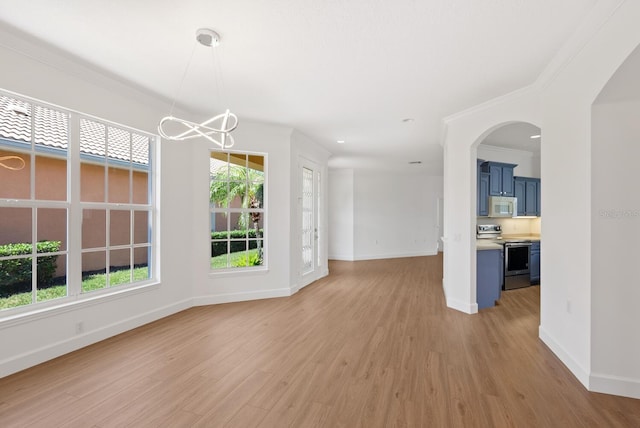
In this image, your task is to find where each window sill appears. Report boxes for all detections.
[208,267,269,279]
[0,281,161,330]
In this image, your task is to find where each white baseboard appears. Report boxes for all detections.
[0,298,193,379]
[192,288,292,306]
[354,249,438,261]
[328,254,355,261]
[445,297,478,314]
[538,325,590,388]
[589,372,640,399]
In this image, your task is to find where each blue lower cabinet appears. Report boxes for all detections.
[530,242,540,284]
[477,249,503,309]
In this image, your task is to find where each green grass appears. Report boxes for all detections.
[0,266,149,310]
[210,248,262,269]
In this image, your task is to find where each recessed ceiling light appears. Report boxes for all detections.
[336,140,345,144]
[402,118,415,123]
[530,134,541,139]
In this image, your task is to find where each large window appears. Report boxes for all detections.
[209,151,265,270]
[0,90,155,313]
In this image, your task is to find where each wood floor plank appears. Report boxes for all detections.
[1,254,639,427]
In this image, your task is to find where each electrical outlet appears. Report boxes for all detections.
[75,321,84,334]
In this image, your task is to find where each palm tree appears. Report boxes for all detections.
[210,164,264,260]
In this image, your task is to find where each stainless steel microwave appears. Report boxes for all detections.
[488,196,517,217]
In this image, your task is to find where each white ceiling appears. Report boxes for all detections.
[0,0,597,173]
[481,122,541,154]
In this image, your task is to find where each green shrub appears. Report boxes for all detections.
[211,229,263,257]
[0,241,61,297]
[232,252,263,267]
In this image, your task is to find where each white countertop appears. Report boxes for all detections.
[476,234,541,251]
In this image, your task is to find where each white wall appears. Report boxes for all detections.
[0,24,329,377]
[190,122,297,305]
[442,0,640,398]
[591,99,640,390]
[328,169,354,260]
[477,145,540,178]
[0,25,195,376]
[353,171,442,260]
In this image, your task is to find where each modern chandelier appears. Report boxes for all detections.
[158,28,238,149]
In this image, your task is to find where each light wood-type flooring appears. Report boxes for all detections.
[1,254,639,427]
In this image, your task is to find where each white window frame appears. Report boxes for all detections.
[209,150,267,273]
[0,88,157,319]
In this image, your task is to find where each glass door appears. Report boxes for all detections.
[300,160,321,282]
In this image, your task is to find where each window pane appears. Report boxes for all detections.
[80,119,106,157]
[82,251,106,293]
[108,166,130,203]
[35,155,67,201]
[0,256,32,309]
[107,126,131,164]
[232,213,249,236]
[0,95,31,143]
[82,209,106,249]
[133,211,150,244]
[0,207,32,245]
[110,248,131,286]
[211,249,229,269]
[81,162,105,202]
[37,208,67,251]
[110,210,131,247]
[37,254,66,303]
[0,148,30,199]
[132,170,149,204]
[210,212,228,236]
[132,133,150,167]
[34,105,68,151]
[248,155,264,173]
[133,247,150,281]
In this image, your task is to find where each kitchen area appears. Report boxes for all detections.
[474,123,541,310]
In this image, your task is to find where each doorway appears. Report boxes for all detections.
[300,159,322,286]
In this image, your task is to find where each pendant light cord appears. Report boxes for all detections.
[168,41,198,117]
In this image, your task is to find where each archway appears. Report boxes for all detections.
[590,42,640,396]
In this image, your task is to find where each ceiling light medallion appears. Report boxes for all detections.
[158,28,238,149]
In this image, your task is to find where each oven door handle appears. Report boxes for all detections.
[505,242,532,247]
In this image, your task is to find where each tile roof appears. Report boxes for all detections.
[0,95,149,165]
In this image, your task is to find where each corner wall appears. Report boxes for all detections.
[442,0,640,397]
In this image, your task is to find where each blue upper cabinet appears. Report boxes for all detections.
[478,172,490,216]
[514,177,527,216]
[481,162,517,196]
[514,176,541,216]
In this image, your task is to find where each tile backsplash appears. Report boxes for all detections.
[478,217,541,235]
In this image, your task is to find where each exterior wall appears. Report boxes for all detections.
[0,149,149,273]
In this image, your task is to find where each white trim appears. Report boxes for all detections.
[328,254,355,261]
[446,297,478,314]
[292,269,329,294]
[0,297,192,379]
[192,288,292,306]
[589,372,640,399]
[477,144,537,158]
[539,325,590,388]
[353,249,438,261]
